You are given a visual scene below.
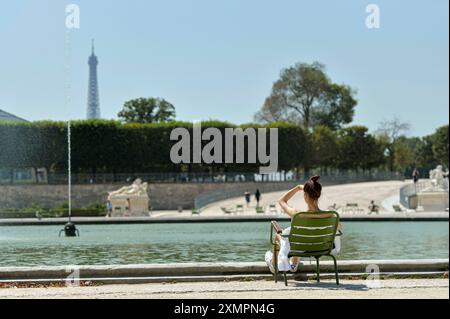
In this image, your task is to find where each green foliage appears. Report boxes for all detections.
[431,125,449,167]
[255,61,357,130]
[337,126,385,170]
[393,136,415,172]
[313,83,357,130]
[0,120,446,175]
[311,126,339,169]
[386,125,449,176]
[416,136,438,171]
[375,118,411,172]
[0,120,305,175]
[270,121,307,172]
[0,121,67,172]
[118,97,176,123]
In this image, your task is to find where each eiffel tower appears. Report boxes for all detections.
[86,40,101,119]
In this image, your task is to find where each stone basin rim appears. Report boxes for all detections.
[0,259,447,281]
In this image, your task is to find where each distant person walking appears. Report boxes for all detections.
[412,168,420,184]
[255,189,261,207]
[412,168,420,193]
[368,200,379,215]
[244,192,251,207]
[106,200,113,217]
[125,198,131,216]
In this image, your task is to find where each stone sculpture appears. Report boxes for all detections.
[413,165,450,212]
[427,165,449,192]
[107,179,150,216]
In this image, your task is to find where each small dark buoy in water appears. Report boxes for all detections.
[59,222,79,237]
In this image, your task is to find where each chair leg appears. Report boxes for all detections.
[283,272,288,286]
[315,257,320,283]
[273,245,278,283]
[330,255,339,285]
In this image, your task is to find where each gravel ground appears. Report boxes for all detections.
[0,279,448,299]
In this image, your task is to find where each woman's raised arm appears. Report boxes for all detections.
[278,185,303,218]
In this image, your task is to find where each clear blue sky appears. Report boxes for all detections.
[0,0,448,137]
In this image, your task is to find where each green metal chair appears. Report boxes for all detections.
[269,204,278,214]
[270,211,341,286]
[256,206,265,214]
[221,207,230,214]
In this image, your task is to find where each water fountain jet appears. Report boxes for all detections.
[59,121,79,237]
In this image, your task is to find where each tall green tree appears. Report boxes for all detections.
[271,122,307,174]
[118,97,176,123]
[431,125,449,167]
[310,125,339,171]
[337,126,384,171]
[415,136,437,176]
[254,62,357,130]
[393,136,415,172]
[391,136,423,176]
[375,118,410,172]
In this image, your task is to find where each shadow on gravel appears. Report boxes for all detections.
[289,282,369,291]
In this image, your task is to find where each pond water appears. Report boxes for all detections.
[0,221,448,267]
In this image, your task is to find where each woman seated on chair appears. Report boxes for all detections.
[265,175,341,273]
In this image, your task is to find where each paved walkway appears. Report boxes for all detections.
[120,180,411,218]
[0,279,447,299]
[201,180,411,216]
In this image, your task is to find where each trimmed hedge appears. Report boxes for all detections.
[0,119,399,175]
[0,120,309,174]
[0,120,446,179]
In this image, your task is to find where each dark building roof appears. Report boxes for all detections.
[0,109,28,122]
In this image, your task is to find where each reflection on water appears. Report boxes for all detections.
[0,222,448,266]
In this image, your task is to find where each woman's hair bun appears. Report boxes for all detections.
[304,175,322,200]
[311,175,320,183]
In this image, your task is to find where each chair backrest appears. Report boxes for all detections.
[288,211,339,257]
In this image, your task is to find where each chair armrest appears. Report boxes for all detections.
[271,221,283,234]
[269,220,283,245]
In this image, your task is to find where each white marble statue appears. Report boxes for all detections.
[427,165,449,192]
[108,179,150,216]
[108,178,148,197]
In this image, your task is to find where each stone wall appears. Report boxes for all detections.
[0,182,297,210]
[0,176,400,210]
